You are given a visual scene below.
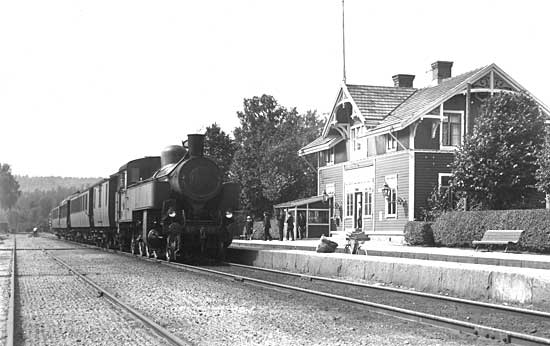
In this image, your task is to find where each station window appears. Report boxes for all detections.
[319,147,335,166]
[384,175,397,217]
[364,190,373,217]
[441,111,463,148]
[308,210,329,224]
[386,133,397,151]
[438,173,452,194]
[346,193,353,217]
[351,126,364,152]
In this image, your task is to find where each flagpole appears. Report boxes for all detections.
[342,0,346,84]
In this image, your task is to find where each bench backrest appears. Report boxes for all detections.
[481,230,523,242]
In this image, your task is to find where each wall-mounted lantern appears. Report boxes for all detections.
[381,183,391,199]
[322,190,329,203]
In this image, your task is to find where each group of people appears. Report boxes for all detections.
[243,210,306,241]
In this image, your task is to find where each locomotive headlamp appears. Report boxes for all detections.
[167,207,177,218]
[225,211,233,219]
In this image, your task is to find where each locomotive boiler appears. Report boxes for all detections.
[50,133,240,261]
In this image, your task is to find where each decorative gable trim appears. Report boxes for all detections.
[321,83,364,138]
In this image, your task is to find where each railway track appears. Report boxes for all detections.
[7,235,192,346]
[5,235,16,346]
[61,234,550,345]
[156,261,550,346]
[28,235,550,345]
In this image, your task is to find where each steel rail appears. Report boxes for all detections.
[6,234,16,346]
[46,236,550,345]
[226,262,550,319]
[161,261,550,346]
[45,251,193,346]
[16,248,83,251]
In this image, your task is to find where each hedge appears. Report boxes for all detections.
[404,221,434,246]
[432,209,550,253]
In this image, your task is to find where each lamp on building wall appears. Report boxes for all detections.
[381,183,391,199]
[322,190,329,203]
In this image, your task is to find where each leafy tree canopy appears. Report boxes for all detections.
[0,163,21,210]
[451,92,546,210]
[232,95,323,215]
[204,123,237,181]
[536,132,550,197]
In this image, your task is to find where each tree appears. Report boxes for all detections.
[536,131,550,187]
[0,163,21,210]
[203,123,237,181]
[231,95,322,215]
[451,92,546,210]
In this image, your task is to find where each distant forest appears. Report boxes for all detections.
[16,175,102,193]
[0,176,101,232]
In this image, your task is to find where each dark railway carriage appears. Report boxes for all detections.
[91,177,117,247]
[49,206,61,230]
[69,189,93,240]
[53,197,71,238]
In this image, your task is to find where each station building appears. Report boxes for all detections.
[296,61,550,242]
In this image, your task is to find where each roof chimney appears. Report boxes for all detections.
[431,61,453,84]
[392,74,415,88]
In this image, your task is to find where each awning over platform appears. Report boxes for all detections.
[298,135,344,156]
[273,195,325,209]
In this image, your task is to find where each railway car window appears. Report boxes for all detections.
[120,171,127,189]
[98,185,102,208]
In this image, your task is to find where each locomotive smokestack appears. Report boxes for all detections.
[187,134,205,157]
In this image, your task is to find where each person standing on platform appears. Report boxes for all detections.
[263,212,273,241]
[245,216,253,240]
[277,211,285,241]
[286,212,294,241]
[297,212,306,239]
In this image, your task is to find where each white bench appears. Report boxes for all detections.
[472,230,523,252]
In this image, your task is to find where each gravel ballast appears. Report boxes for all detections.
[46,246,498,345]
[14,243,179,346]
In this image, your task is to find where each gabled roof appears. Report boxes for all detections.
[366,63,550,135]
[301,62,550,156]
[381,67,486,127]
[346,84,416,121]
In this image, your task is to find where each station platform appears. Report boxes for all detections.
[230,238,550,270]
[228,238,550,307]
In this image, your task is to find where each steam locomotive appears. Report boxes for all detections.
[49,134,240,261]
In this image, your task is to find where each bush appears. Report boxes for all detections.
[404,221,434,246]
[433,209,550,252]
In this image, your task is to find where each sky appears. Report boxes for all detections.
[0,0,549,178]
